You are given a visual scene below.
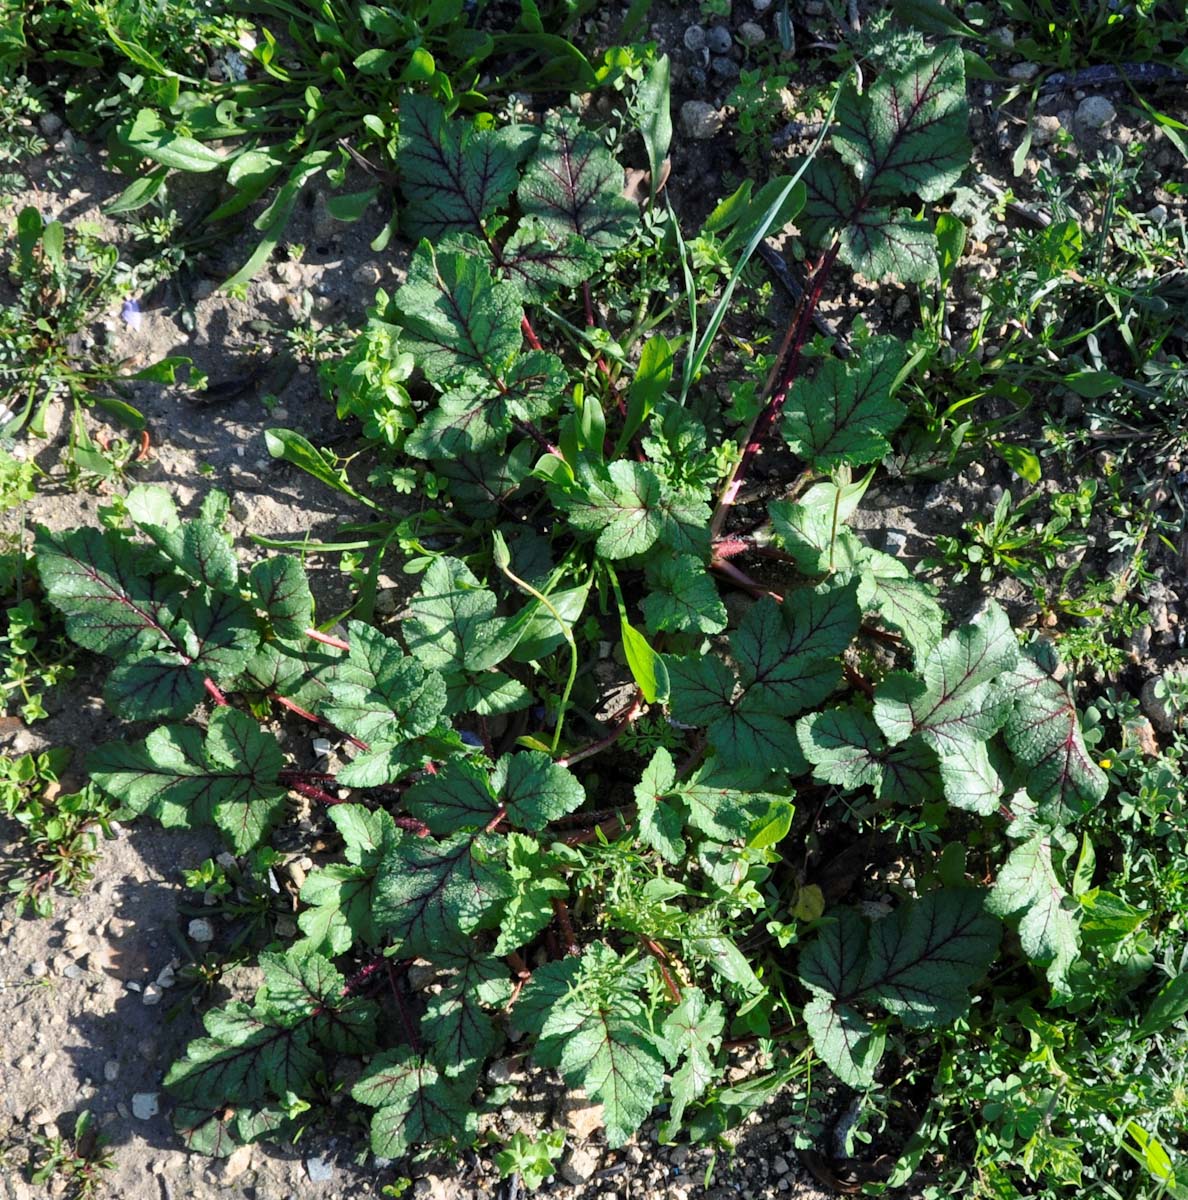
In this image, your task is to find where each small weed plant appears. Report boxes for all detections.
[15,25,1188,1200]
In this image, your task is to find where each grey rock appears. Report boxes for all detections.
[28,959,47,978]
[188,917,215,943]
[710,55,740,82]
[351,262,381,287]
[989,26,1015,49]
[62,963,84,980]
[680,100,724,141]
[706,24,732,54]
[217,1144,253,1182]
[1030,114,1062,147]
[1008,61,1039,81]
[131,1092,160,1121]
[738,21,765,46]
[1147,204,1168,224]
[38,112,63,137]
[104,1059,120,1082]
[685,65,707,90]
[142,982,164,1006]
[1076,95,1116,132]
[561,1147,600,1185]
[306,1155,334,1183]
[773,1156,791,1175]
[683,24,707,51]
[752,0,772,9]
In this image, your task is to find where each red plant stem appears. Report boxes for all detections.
[391,815,432,838]
[506,951,532,1009]
[521,314,543,350]
[557,689,644,768]
[581,281,613,380]
[709,557,783,603]
[552,898,579,956]
[203,677,229,706]
[548,803,630,829]
[286,778,344,807]
[843,662,875,699]
[709,241,841,541]
[514,418,562,458]
[341,956,385,997]
[271,693,370,751]
[485,805,507,834]
[279,768,338,783]
[387,960,422,1053]
[641,938,682,1004]
[305,627,351,651]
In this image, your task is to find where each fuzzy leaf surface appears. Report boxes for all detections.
[373,832,510,955]
[395,240,522,383]
[642,555,727,634]
[988,832,1078,990]
[352,1049,476,1157]
[874,602,1018,754]
[1002,656,1107,825]
[322,621,447,745]
[832,43,969,202]
[89,708,287,853]
[782,338,906,469]
[517,114,637,252]
[398,94,529,240]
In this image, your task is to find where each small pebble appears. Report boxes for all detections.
[28,960,47,978]
[188,918,215,943]
[142,983,163,1006]
[306,1156,334,1183]
[680,100,724,141]
[312,737,332,758]
[62,963,84,980]
[39,112,63,137]
[1008,61,1039,81]
[738,20,765,46]
[104,1060,120,1082]
[684,64,707,90]
[156,964,176,988]
[29,1106,55,1127]
[710,56,739,82]
[683,24,706,51]
[706,24,732,54]
[752,0,772,9]
[1075,95,1115,132]
[884,530,909,556]
[131,1093,160,1121]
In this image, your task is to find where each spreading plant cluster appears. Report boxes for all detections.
[4,4,1188,1198]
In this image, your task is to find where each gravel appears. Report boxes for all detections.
[1076,95,1116,132]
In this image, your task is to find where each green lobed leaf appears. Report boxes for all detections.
[873,601,1018,754]
[249,556,314,639]
[89,708,287,853]
[373,832,511,956]
[855,547,944,660]
[398,94,532,241]
[1001,655,1107,826]
[405,349,567,458]
[395,240,523,384]
[782,337,906,470]
[832,43,969,203]
[988,832,1078,991]
[492,750,586,830]
[499,217,602,301]
[493,833,569,955]
[517,113,638,253]
[798,705,886,791]
[352,1049,476,1157]
[660,987,724,1134]
[937,740,1003,815]
[322,621,448,745]
[643,555,727,635]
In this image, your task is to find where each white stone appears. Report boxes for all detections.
[131,1092,160,1120]
[306,1155,333,1182]
[188,918,215,943]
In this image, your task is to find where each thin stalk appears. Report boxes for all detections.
[203,678,229,706]
[495,549,580,756]
[709,240,841,540]
[557,689,644,768]
[306,627,351,651]
[271,692,369,751]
